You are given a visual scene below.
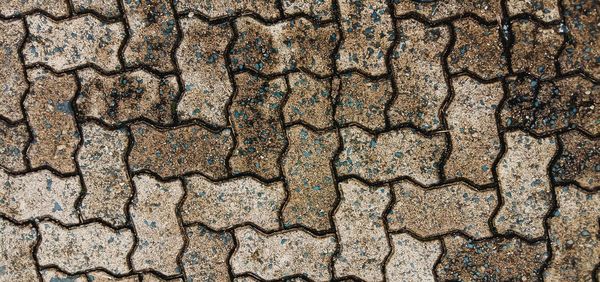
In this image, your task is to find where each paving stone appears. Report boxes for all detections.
[37,220,134,274]
[334,73,392,131]
[385,233,441,282]
[78,122,132,227]
[560,0,599,80]
[130,174,185,276]
[176,18,232,127]
[282,125,339,231]
[394,0,501,22]
[77,69,178,126]
[0,121,29,172]
[231,226,337,281]
[230,17,338,76]
[283,72,334,129]
[0,169,80,224]
[282,0,333,21]
[553,131,599,190]
[129,122,232,179]
[448,18,507,79]
[122,0,178,72]
[445,76,502,185]
[389,19,450,131]
[0,218,38,281]
[72,0,120,18]
[229,73,287,180]
[333,178,390,282]
[181,175,285,231]
[23,14,124,72]
[0,0,69,17]
[500,76,538,131]
[182,224,234,282]
[511,20,562,79]
[0,19,27,122]
[175,0,279,21]
[87,271,140,282]
[41,269,87,282]
[142,274,183,281]
[436,235,548,281]
[335,126,445,185]
[507,0,561,22]
[387,180,496,239]
[494,131,556,239]
[546,185,599,281]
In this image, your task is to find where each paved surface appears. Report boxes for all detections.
[0,0,598,281]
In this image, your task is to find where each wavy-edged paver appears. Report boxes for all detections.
[182,175,285,231]
[175,0,279,21]
[335,73,392,131]
[283,72,334,129]
[41,269,87,282]
[0,19,27,122]
[0,121,29,172]
[560,0,599,80]
[0,218,38,281]
[511,20,562,79]
[333,178,390,282]
[385,233,441,282]
[86,271,139,282]
[182,224,234,282]
[282,0,333,21]
[507,0,561,22]
[72,0,120,18]
[553,131,599,190]
[394,0,501,22]
[0,0,68,17]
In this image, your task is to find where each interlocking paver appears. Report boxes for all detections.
[71,0,120,18]
[385,233,441,282]
[0,121,29,172]
[86,271,140,282]
[283,72,334,129]
[175,0,279,21]
[335,73,392,131]
[553,131,599,190]
[511,20,562,79]
[560,0,599,79]
[394,0,501,22]
[182,224,234,282]
[507,0,561,22]
[0,0,69,17]
[0,218,38,281]
[41,269,87,282]
[0,19,27,122]
[282,0,333,21]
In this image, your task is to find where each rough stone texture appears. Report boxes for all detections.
[231,226,337,281]
[0,218,38,282]
[445,76,502,185]
[25,68,79,174]
[494,131,556,239]
[335,126,445,185]
[0,121,29,172]
[387,180,496,239]
[436,235,548,281]
[230,17,338,76]
[23,14,124,72]
[282,125,339,231]
[394,0,501,22]
[143,274,183,281]
[333,179,390,281]
[182,175,285,231]
[389,19,449,131]
[560,0,599,80]
[86,271,140,282]
[283,72,334,129]
[0,19,27,122]
[129,122,232,179]
[78,122,132,227]
[511,20,562,79]
[77,68,178,126]
[553,131,599,190]
[37,220,134,274]
[448,18,507,79]
[176,18,232,127]
[507,0,561,22]
[130,174,185,276]
[0,169,80,224]
[0,0,69,17]
[41,269,87,282]
[72,0,120,18]
[229,74,287,180]
[385,233,441,282]
[282,0,333,21]
[175,0,279,21]
[335,74,392,131]
[122,0,178,72]
[182,225,234,282]
[337,0,394,75]
[546,185,600,281]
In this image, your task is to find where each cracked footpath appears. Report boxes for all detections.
[0,0,598,281]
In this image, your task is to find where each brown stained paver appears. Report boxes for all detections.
[0,0,69,17]
[335,73,392,131]
[0,218,38,281]
[385,233,441,282]
[283,72,334,129]
[0,121,29,172]
[0,19,26,122]
[394,0,501,22]
[511,20,563,79]
[560,0,599,80]
[553,130,599,190]
[181,225,234,282]
[506,0,561,22]
[175,0,279,21]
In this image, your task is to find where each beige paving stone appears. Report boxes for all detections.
[335,74,392,131]
[77,68,178,126]
[385,233,441,282]
[436,235,548,281]
[181,175,285,231]
[282,0,333,21]
[78,122,132,227]
[41,268,87,282]
[283,72,334,129]
[494,131,556,239]
[176,17,232,127]
[389,19,450,131]
[560,0,599,80]
[142,273,183,281]
[0,218,38,282]
[445,76,502,185]
[282,125,339,231]
[72,0,120,18]
[0,19,27,122]
[553,131,599,190]
[87,271,140,282]
[387,180,496,239]
[229,73,287,180]
[130,174,185,276]
[546,185,600,281]
[333,178,390,282]
[231,226,336,281]
[507,0,561,22]
[0,169,80,224]
[394,0,501,22]
[175,0,279,21]
[511,20,562,79]
[448,18,507,79]
[337,0,394,76]
[25,67,79,174]
[23,14,124,72]
[37,220,134,274]
[335,126,445,185]
[182,224,234,282]
[0,0,69,17]
[122,0,178,72]
[129,122,232,179]
[230,17,338,76]
[0,121,29,172]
